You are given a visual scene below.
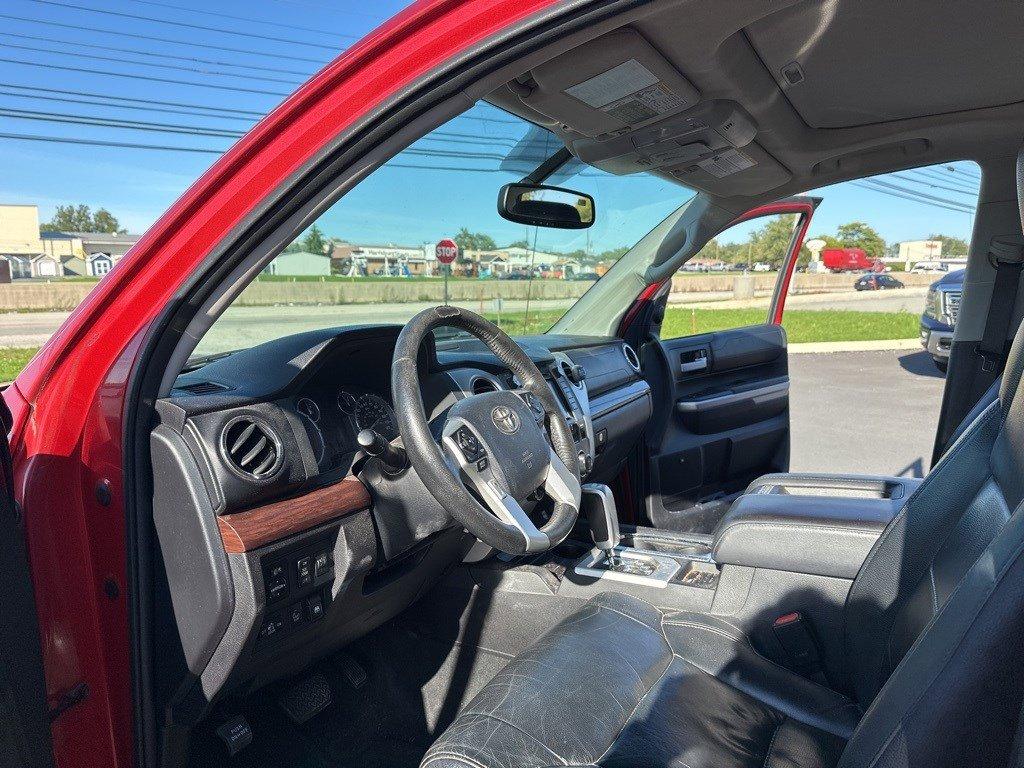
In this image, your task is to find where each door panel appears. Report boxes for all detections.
[634,197,818,533]
[645,324,789,531]
[0,396,54,768]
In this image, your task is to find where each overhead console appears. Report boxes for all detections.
[496,27,791,195]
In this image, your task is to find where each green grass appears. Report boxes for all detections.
[663,308,919,343]
[486,307,920,342]
[0,347,39,382]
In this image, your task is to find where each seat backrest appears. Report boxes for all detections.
[841,351,1018,706]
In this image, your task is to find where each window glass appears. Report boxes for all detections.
[191,103,693,358]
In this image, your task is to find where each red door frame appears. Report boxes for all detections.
[617,197,818,336]
[1,2,564,766]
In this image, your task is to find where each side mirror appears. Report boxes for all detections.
[497,183,595,229]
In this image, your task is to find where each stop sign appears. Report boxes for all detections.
[435,238,459,265]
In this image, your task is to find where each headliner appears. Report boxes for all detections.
[488,0,1024,210]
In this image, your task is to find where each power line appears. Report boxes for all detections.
[127,0,363,39]
[0,102,522,145]
[0,30,316,77]
[0,107,247,138]
[906,168,979,193]
[850,181,975,214]
[0,112,518,160]
[889,172,979,197]
[0,57,293,97]
[0,130,516,174]
[27,0,348,51]
[0,12,328,64]
[944,164,981,181]
[0,40,306,87]
[0,88,258,123]
[860,178,977,211]
[0,130,225,154]
[0,83,266,118]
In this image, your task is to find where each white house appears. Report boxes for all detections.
[87,252,115,277]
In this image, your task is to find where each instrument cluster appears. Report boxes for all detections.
[293,386,399,474]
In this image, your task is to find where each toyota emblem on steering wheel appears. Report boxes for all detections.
[491,405,521,434]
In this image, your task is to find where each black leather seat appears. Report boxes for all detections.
[423,276,1024,767]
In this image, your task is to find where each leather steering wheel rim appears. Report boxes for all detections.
[392,306,581,555]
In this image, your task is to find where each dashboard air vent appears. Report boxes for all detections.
[222,417,281,479]
[622,343,641,373]
[178,380,229,395]
[471,377,499,395]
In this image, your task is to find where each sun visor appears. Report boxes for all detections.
[521,28,700,139]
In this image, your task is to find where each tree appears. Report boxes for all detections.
[748,214,801,269]
[927,233,969,256]
[40,204,126,233]
[302,224,326,254]
[836,221,885,258]
[92,208,125,234]
[505,239,529,249]
[453,228,497,252]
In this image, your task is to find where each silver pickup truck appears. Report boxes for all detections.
[920,268,964,372]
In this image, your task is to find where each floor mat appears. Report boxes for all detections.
[188,618,510,768]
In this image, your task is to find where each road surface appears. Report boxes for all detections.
[789,348,945,477]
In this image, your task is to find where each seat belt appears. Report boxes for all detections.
[976,237,1024,374]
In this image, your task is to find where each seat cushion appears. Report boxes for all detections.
[421,593,855,768]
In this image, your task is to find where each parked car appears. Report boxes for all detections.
[854,273,904,291]
[920,268,964,372]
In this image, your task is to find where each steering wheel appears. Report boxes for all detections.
[392,306,581,555]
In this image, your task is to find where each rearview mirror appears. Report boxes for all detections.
[497,183,595,229]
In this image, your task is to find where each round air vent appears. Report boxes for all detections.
[622,343,641,373]
[470,376,499,395]
[221,416,282,479]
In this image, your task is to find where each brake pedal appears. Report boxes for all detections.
[278,673,332,724]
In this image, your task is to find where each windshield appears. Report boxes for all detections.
[190,103,693,360]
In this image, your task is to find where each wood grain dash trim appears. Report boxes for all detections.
[217,476,371,553]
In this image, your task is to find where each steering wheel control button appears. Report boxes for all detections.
[456,427,485,461]
[296,556,312,587]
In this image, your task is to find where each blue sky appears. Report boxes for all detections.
[0,0,980,251]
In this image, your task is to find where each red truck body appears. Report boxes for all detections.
[822,247,878,272]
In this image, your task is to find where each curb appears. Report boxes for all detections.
[788,338,921,354]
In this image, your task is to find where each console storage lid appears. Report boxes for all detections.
[712,473,920,579]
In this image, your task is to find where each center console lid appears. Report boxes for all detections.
[712,472,922,579]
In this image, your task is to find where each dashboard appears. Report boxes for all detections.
[151,323,652,713]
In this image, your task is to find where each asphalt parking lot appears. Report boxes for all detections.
[789,348,946,478]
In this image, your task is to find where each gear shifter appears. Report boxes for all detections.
[581,483,621,564]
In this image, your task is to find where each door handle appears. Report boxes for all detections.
[680,349,708,373]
